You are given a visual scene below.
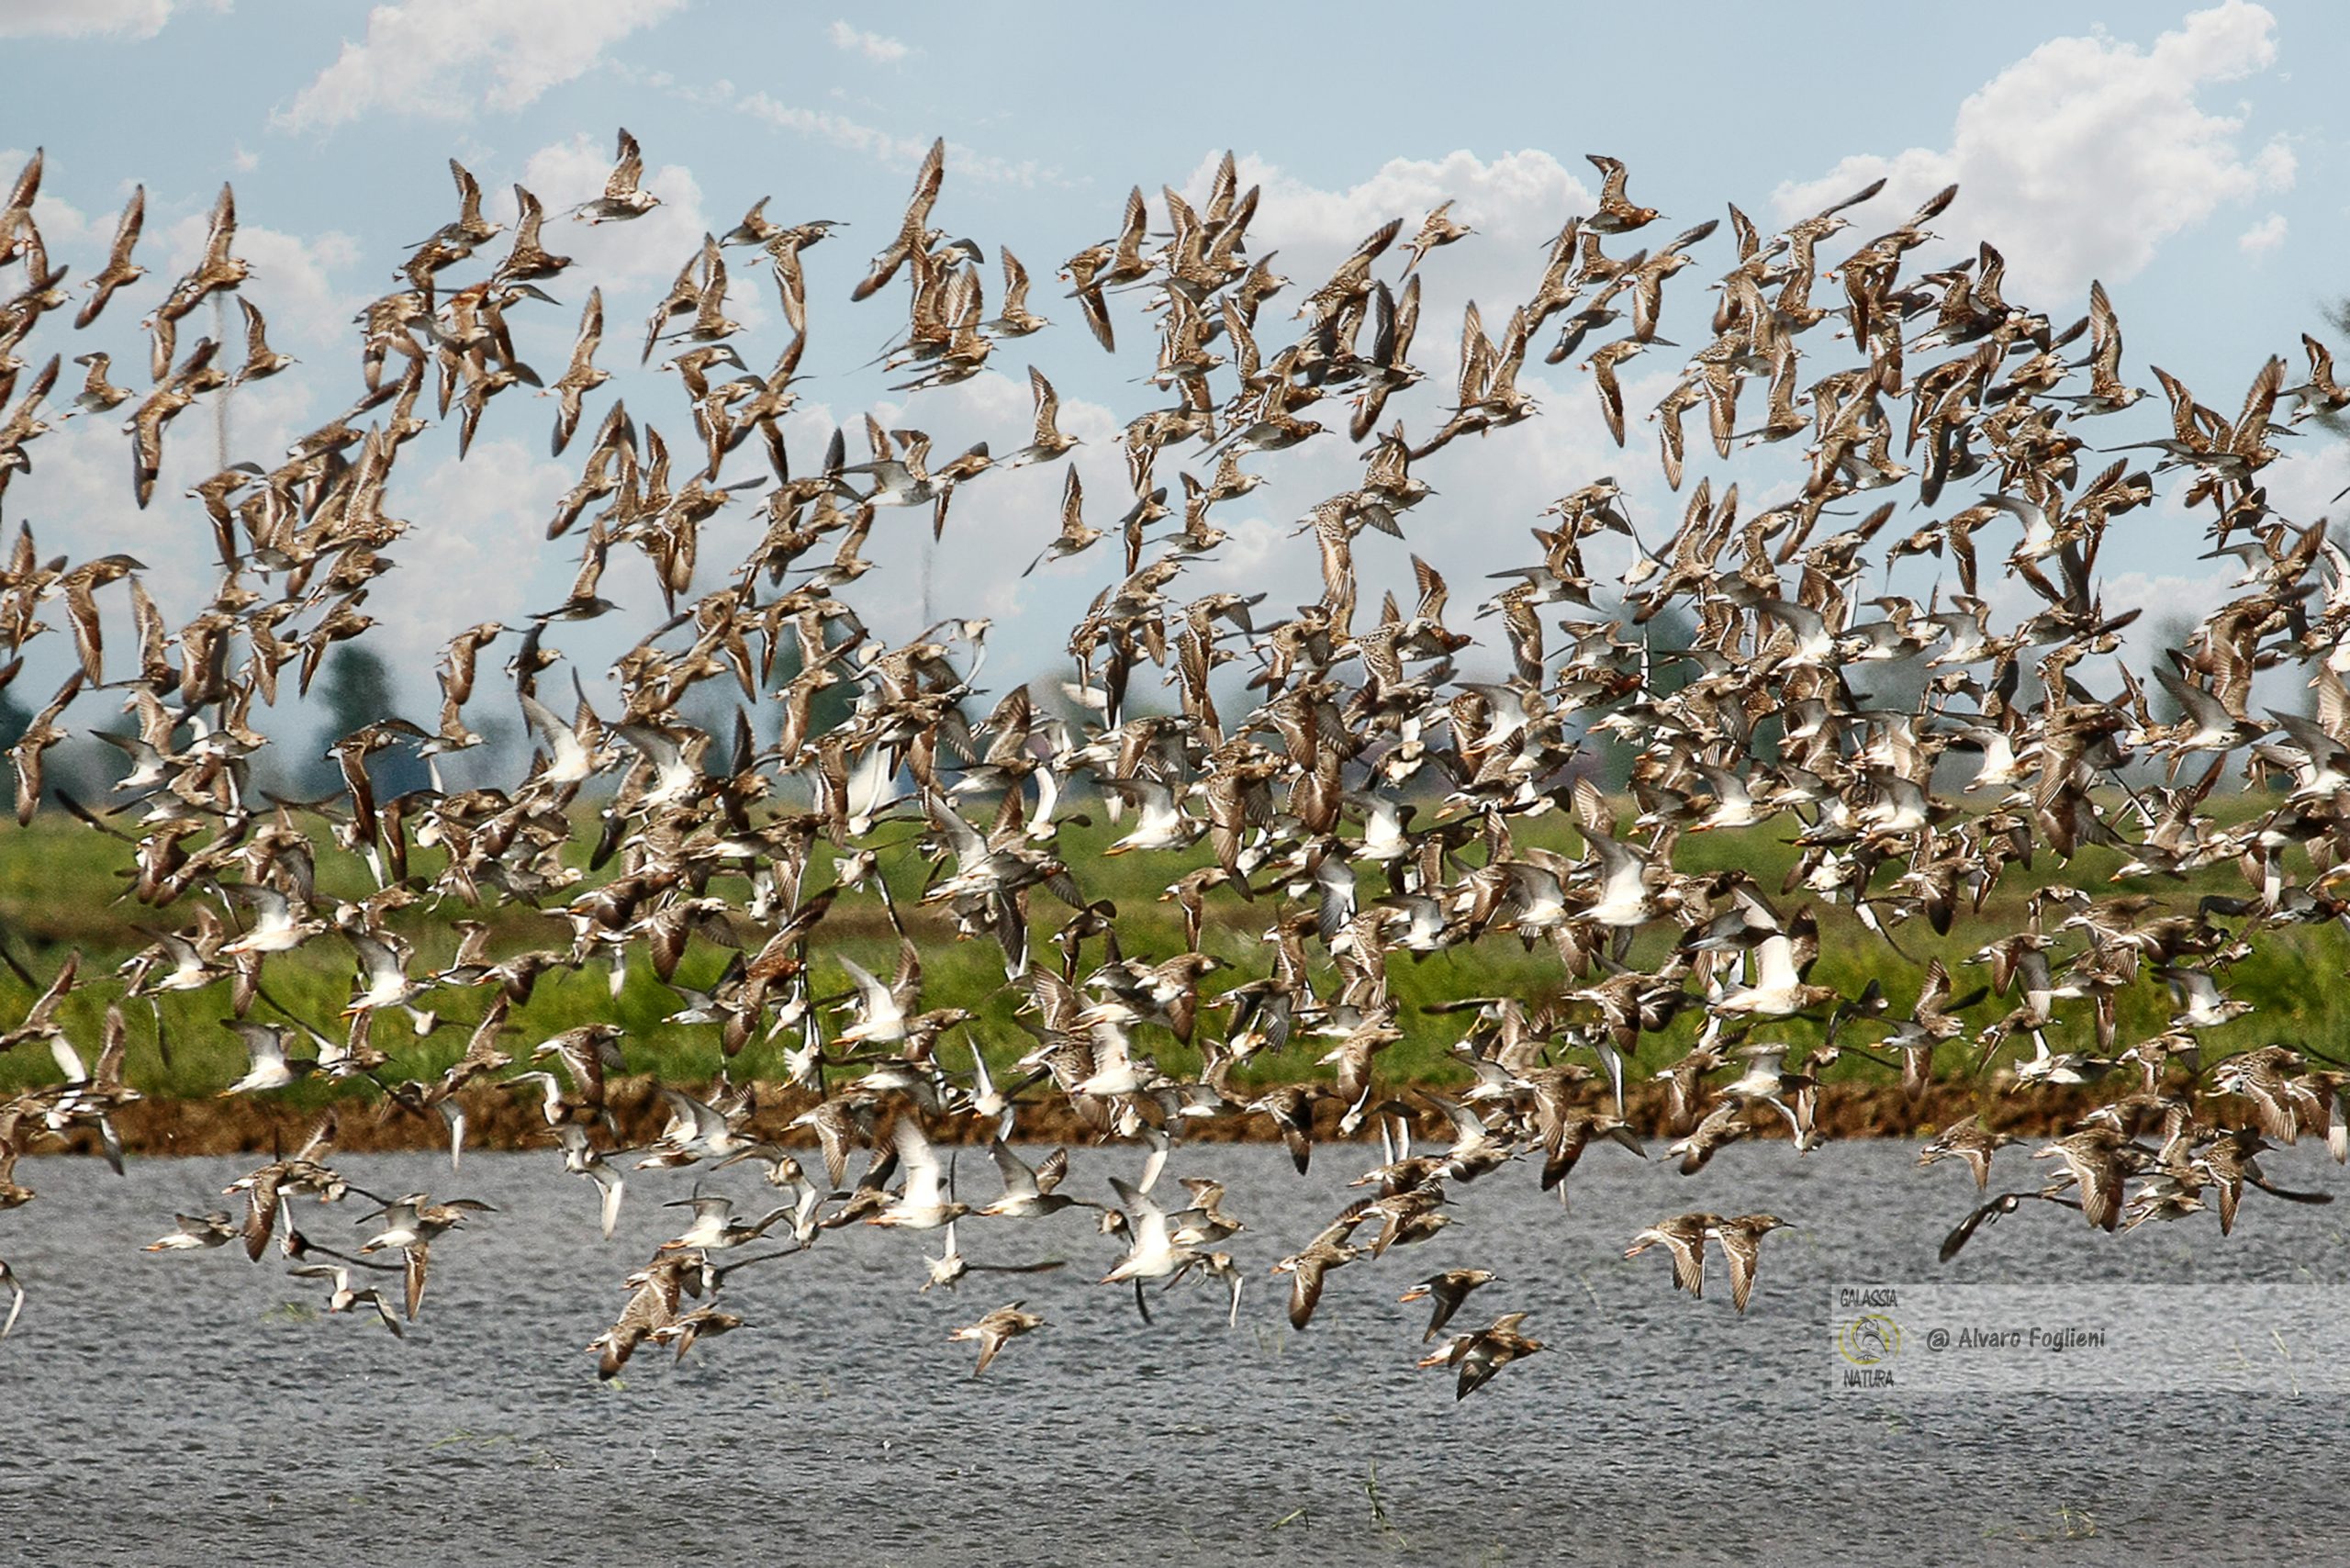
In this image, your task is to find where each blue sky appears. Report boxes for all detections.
[2,0,2344,702]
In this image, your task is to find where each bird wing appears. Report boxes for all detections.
[987,1137,1040,1202]
[893,1116,944,1209]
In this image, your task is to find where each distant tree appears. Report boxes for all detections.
[456,713,519,790]
[767,626,857,747]
[0,683,32,812]
[2318,299,2350,442]
[1593,601,1696,788]
[1857,653,1928,721]
[312,645,426,798]
[0,684,28,756]
[1636,602,1698,700]
[2144,611,2199,725]
[319,644,399,736]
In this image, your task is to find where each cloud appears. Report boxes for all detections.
[2098,570,2237,658]
[749,143,1674,684]
[2256,431,2350,524]
[0,364,329,676]
[827,20,906,63]
[738,93,937,171]
[1149,148,1627,577]
[1177,146,1596,409]
[516,133,712,295]
[782,371,1130,647]
[2237,211,2288,256]
[157,214,363,345]
[1772,2,2292,301]
[730,88,1058,186]
[8,407,218,619]
[8,145,367,357]
[0,0,179,39]
[372,438,575,659]
[1211,147,1592,257]
[275,0,689,131]
[0,154,106,252]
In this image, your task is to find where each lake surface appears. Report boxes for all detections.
[4,1136,2347,1566]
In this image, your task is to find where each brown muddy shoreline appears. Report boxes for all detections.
[30,1079,2106,1160]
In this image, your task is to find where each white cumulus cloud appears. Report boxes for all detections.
[516,132,712,296]
[2237,211,2288,255]
[158,213,363,345]
[1213,147,1592,255]
[1773,1,2293,302]
[374,438,575,658]
[0,0,181,39]
[827,20,907,63]
[733,89,1055,186]
[275,0,689,131]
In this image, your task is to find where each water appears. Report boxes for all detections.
[3,1137,2346,1566]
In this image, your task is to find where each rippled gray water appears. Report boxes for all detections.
[4,1137,2347,1566]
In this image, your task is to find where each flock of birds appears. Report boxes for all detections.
[0,129,2344,1395]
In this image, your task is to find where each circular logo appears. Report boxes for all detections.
[1839,1313,1903,1366]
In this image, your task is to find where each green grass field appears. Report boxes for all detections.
[0,791,2338,1110]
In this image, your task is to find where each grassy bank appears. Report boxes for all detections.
[0,793,2335,1154]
